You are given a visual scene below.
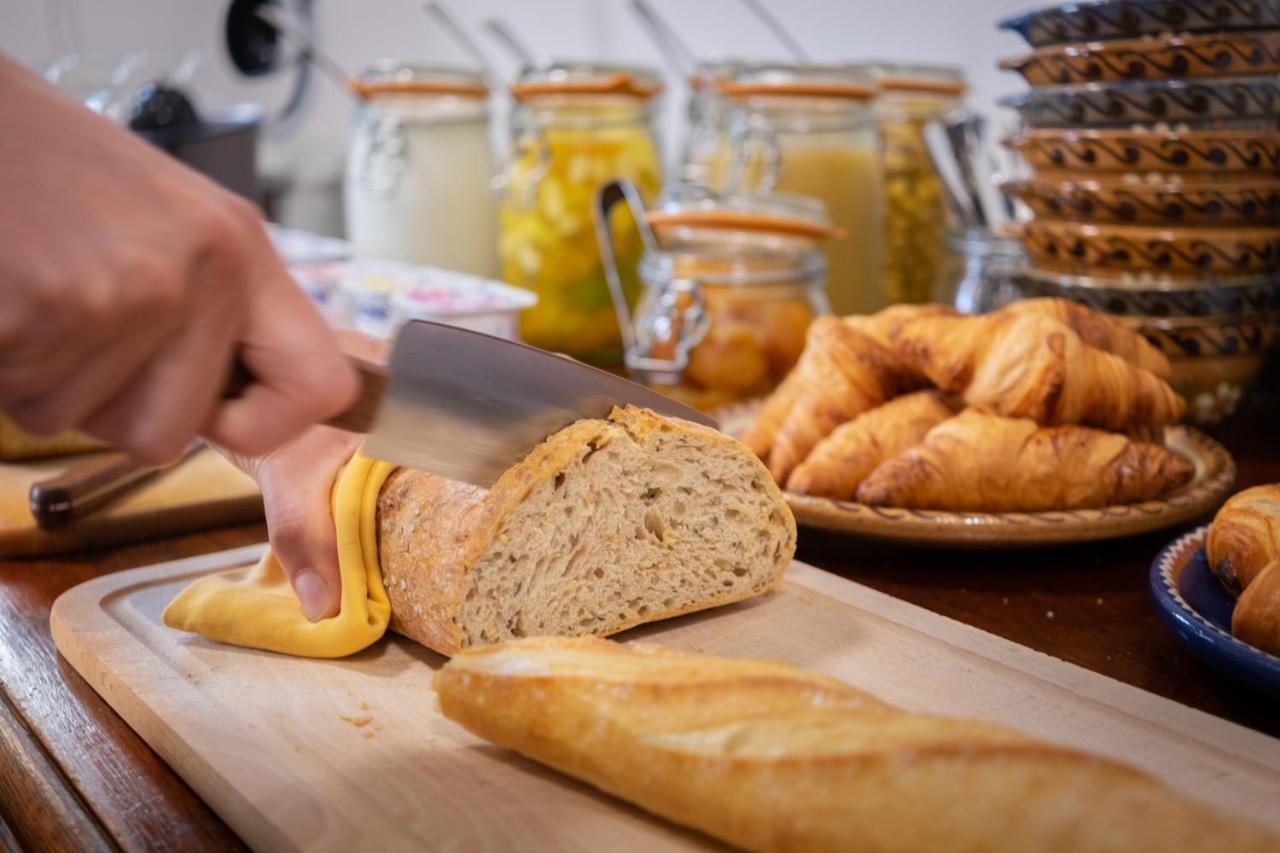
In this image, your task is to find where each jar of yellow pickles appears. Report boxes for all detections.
[596,182,833,411]
[496,63,664,364]
[686,64,884,316]
[860,62,966,305]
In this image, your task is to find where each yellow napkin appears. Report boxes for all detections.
[162,452,394,658]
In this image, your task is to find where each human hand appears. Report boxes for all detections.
[220,331,389,620]
[0,57,356,464]
[225,425,362,621]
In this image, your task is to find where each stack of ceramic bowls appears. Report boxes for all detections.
[997,0,1280,424]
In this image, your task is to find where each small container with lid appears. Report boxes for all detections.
[496,62,665,364]
[596,181,834,411]
[684,63,883,316]
[344,63,498,276]
[857,62,967,305]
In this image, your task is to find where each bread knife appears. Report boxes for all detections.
[32,320,716,522]
[358,320,717,485]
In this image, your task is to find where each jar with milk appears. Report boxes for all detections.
[345,63,498,276]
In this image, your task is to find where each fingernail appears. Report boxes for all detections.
[294,569,332,622]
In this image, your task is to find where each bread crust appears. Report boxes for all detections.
[378,406,795,655]
[436,637,1280,853]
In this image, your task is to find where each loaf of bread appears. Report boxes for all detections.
[436,636,1279,853]
[378,406,795,656]
[0,416,105,461]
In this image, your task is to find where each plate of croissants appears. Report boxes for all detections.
[1151,485,1280,695]
[717,298,1236,547]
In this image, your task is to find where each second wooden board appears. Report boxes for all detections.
[52,547,1280,851]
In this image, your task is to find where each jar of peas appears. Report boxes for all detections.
[859,62,966,305]
[496,63,664,364]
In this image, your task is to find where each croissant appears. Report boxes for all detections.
[787,390,958,499]
[1000,298,1172,379]
[739,362,806,462]
[1206,484,1280,657]
[1207,484,1280,595]
[768,318,919,484]
[845,303,959,349]
[855,408,1195,512]
[890,312,1185,430]
[1234,558,1280,658]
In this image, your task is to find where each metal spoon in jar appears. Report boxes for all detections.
[738,0,810,63]
[630,0,700,80]
[254,5,354,96]
[422,2,505,91]
[483,18,537,69]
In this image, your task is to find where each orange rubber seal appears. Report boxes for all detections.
[876,75,966,96]
[510,73,663,101]
[716,80,875,100]
[348,79,489,99]
[647,209,843,241]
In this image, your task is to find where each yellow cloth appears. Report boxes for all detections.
[162,452,393,658]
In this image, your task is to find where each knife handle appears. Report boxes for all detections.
[28,440,202,530]
[226,354,389,434]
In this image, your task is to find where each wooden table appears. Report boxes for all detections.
[2,394,1277,852]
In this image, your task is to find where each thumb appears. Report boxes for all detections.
[252,427,360,621]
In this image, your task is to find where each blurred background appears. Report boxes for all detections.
[0,0,1030,234]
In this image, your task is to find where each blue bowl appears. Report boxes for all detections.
[1150,526,1280,697]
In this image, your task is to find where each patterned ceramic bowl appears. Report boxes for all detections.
[1132,311,1279,423]
[1009,267,1280,316]
[1000,77,1280,128]
[1000,30,1280,85]
[1002,173,1280,226]
[1014,219,1280,276]
[1006,128,1280,172]
[1000,0,1280,48]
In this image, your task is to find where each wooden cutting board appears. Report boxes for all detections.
[0,450,261,557]
[52,547,1280,851]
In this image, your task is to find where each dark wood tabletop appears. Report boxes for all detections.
[1,390,1277,852]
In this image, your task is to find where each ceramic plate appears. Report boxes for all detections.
[1002,176,1280,228]
[1014,220,1280,277]
[1150,526,1280,695]
[1000,0,1280,47]
[1000,31,1280,85]
[1000,77,1280,128]
[716,401,1236,548]
[1005,129,1280,174]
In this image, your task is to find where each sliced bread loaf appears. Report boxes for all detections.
[377,405,796,656]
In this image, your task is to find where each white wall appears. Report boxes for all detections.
[1,0,1033,232]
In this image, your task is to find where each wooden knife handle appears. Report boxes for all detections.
[226,354,388,434]
[28,440,201,530]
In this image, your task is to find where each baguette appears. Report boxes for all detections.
[436,636,1279,853]
[378,406,795,656]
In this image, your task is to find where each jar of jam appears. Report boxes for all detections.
[859,62,967,305]
[596,182,834,411]
[495,63,664,364]
[684,64,883,317]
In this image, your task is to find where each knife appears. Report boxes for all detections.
[29,321,715,526]
[29,438,205,529]
[360,320,716,484]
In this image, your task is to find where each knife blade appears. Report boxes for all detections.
[357,321,716,485]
